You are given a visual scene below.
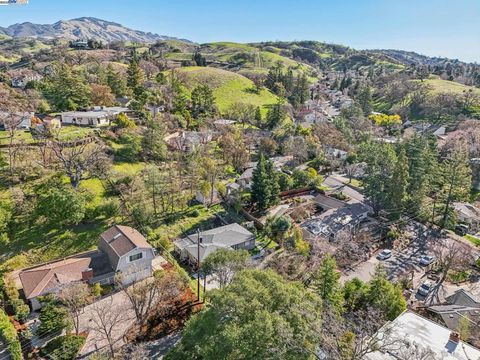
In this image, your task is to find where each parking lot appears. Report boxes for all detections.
[341,222,434,284]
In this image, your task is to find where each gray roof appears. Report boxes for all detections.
[303,202,370,237]
[454,202,480,221]
[174,223,255,263]
[428,289,480,331]
[367,311,480,360]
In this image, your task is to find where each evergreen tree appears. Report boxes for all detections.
[254,106,262,125]
[315,254,343,311]
[266,101,286,130]
[43,64,92,111]
[355,85,372,115]
[438,143,472,228]
[251,154,269,211]
[366,265,406,320]
[265,160,280,207]
[127,56,145,94]
[361,142,397,216]
[191,84,216,120]
[142,116,167,162]
[387,148,409,219]
[106,64,127,97]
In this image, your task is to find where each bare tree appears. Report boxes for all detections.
[431,238,472,284]
[48,139,110,188]
[0,111,30,173]
[89,296,130,358]
[119,270,187,333]
[57,282,92,335]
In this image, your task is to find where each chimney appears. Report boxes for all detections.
[82,268,93,282]
[449,332,460,344]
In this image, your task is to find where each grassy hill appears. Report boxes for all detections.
[174,66,279,114]
[421,76,480,96]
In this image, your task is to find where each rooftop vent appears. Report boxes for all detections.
[113,233,122,240]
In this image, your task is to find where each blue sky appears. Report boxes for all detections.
[0,0,479,62]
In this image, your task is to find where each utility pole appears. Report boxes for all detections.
[197,228,201,302]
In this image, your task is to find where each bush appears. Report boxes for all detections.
[36,187,86,226]
[0,309,22,360]
[94,199,120,219]
[91,283,102,298]
[41,335,86,360]
[190,209,200,218]
[37,301,69,336]
[10,299,29,323]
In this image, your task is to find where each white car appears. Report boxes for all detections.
[419,255,435,266]
[377,249,392,260]
[417,281,433,297]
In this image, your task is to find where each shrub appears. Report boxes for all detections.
[94,199,120,219]
[91,283,102,298]
[10,299,29,323]
[41,335,86,360]
[37,301,69,336]
[190,209,200,218]
[0,309,22,360]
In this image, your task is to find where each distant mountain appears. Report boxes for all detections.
[0,17,188,43]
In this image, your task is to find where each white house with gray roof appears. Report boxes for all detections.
[174,223,256,267]
[60,107,129,127]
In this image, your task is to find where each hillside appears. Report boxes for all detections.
[0,17,186,43]
[174,66,279,113]
[421,76,480,96]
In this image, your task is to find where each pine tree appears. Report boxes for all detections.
[254,106,262,125]
[127,56,145,94]
[251,154,269,211]
[315,254,343,311]
[106,64,127,97]
[438,143,472,228]
[387,148,409,219]
[265,160,280,207]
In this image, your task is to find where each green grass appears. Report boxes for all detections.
[111,162,146,176]
[0,54,19,63]
[0,127,94,146]
[464,234,480,247]
[174,66,279,115]
[417,76,480,96]
[151,204,226,241]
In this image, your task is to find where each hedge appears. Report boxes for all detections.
[0,309,22,360]
[41,335,85,360]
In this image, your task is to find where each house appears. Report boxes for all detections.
[427,289,480,333]
[11,73,42,88]
[325,147,348,160]
[59,107,129,127]
[238,167,254,189]
[174,223,256,266]
[0,111,33,130]
[18,225,155,310]
[366,311,480,360]
[196,188,222,206]
[19,258,92,311]
[166,131,214,152]
[302,202,370,240]
[454,202,480,232]
[98,225,156,285]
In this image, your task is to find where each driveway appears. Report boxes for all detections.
[323,175,364,204]
[78,291,136,356]
[144,331,182,359]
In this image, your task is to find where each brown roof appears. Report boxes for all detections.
[100,225,152,257]
[19,257,91,299]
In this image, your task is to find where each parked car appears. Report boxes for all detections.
[417,281,433,297]
[377,249,392,260]
[455,224,469,236]
[419,255,435,266]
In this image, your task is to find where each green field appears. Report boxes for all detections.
[174,66,279,114]
[0,126,95,146]
[419,76,480,96]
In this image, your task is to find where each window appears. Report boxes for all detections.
[129,252,143,262]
